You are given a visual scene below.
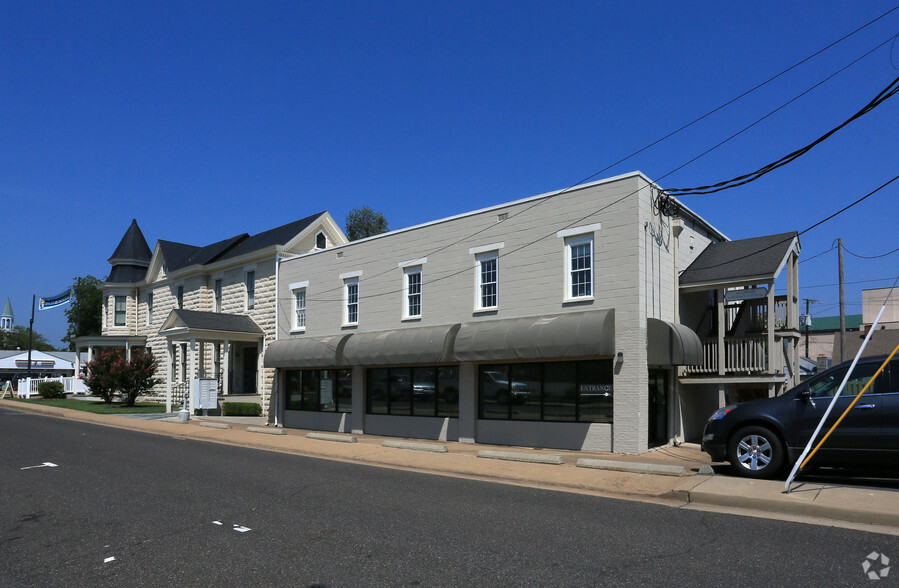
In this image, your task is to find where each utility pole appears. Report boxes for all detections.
[802,298,820,359]
[838,238,845,363]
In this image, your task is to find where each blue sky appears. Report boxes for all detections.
[2,1,897,347]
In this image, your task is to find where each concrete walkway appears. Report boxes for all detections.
[4,398,899,533]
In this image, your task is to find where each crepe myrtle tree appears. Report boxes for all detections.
[84,347,159,406]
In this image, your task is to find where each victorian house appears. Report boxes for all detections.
[74,213,348,414]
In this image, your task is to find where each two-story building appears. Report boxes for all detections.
[266,172,801,453]
[74,213,348,414]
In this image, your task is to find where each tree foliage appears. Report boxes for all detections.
[84,347,159,406]
[0,325,56,351]
[345,206,388,241]
[63,275,103,350]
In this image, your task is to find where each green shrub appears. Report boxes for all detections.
[38,381,66,399]
[221,402,262,416]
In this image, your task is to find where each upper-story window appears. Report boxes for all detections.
[316,232,327,249]
[344,279,359,325]
[290,281,309,332]
[404,267,422,318]
[114,296,127,326]
[477,253,498,310]
[146,293,153,326]
[177,285,184,309]
[470,243,503,312]
[246,271,256,310]
[213,279,222,313]
[558,224,600,302]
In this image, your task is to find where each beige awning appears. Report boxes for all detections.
[264,334,352,368]
[342,324,461,366]
[647,318,703,366]
[454,309,615,362]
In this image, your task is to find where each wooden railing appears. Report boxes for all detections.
[685,335,787,376]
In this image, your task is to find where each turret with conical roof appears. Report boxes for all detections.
[107,219,152,283]
[1,297,13,331]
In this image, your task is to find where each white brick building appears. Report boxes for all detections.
[267,172,801,453]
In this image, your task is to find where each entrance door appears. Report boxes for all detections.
[242,347,258,395]
[648,370,668,448]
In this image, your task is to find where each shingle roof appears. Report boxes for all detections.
[680,232,799,287]
[217,212,325,261]
[156,212,326,272]
[108,219,152,263]
[107,265,151,283]
[166,309,264,335]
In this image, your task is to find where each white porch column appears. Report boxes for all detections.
[125,341,132,361]
[716,288,725,376]
[165,343,173,413]
[189,338,197,412]
[222,341,231,395]
[767,279,776,375]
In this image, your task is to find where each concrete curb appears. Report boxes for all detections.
[307,432,358,443]
[576,458,687,477]
[382,440,448,453]
[478,450,564,465]
[247,426,285,435]
[199,421,232,430]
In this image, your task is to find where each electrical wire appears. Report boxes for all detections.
[799,240,838,264]
[844,244,899,259]
[665,75,899,195]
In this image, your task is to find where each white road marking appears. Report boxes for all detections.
[212,521,223,525]
[104,557,115,563]
[21,462,58,470]
[233,524,251,533]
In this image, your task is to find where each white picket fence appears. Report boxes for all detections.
[16,376,87,398]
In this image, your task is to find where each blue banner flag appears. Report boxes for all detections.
[39,289,72,311]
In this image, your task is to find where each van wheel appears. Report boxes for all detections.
[727,425,784,479]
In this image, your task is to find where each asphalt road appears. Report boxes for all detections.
[2,408,898,587]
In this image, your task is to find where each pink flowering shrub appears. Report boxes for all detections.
[84,348,160,406]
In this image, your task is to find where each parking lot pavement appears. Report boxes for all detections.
[4,398,899,531]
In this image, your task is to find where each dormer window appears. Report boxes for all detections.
[316,232,327,249]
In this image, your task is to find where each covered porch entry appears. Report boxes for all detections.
[158,309,264,412]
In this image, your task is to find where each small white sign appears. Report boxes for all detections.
[724,288,768,302]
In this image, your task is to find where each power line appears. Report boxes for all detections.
[277,23,899,310]
[665,75,899,195]
[844,244,899,259]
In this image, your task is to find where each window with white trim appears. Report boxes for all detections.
[344,278,359,325]
[404,267,422,318]
[246,271,256,310]
[315,231,327,249]
[213,279,222,313]
[476,252,498,310]
[177,286,184,309]
[146,293,153,326]
[114,296,127,326]
[565,234,593,299]
[294,289,306,330]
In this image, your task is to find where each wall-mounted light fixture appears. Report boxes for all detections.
[616,351,624,363]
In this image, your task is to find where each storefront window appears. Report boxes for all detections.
[284,369,352,413]
[367,365,459,418]
[478,360,613,423]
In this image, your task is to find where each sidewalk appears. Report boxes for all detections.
[4,398,899,532]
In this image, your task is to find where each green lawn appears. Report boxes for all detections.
[10,397,167,414]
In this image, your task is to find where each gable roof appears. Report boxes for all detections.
[217,212,326,262]
[108,219,152,263]
[154,212,329,274]
[159,309,264,336]
[680,232,800,289]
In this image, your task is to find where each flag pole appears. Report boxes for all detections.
[27,295,35,380]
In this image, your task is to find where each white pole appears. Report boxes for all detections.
[785,278,897,491]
